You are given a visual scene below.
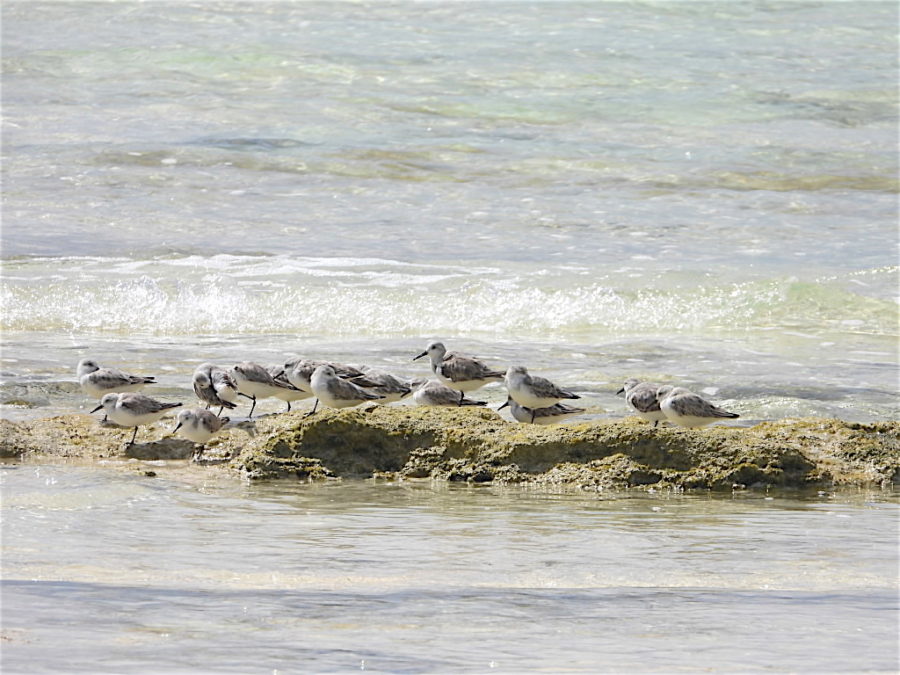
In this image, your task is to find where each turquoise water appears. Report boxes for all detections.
[1,1,897,424]
[2,463,898,672]
[0,5,898,669]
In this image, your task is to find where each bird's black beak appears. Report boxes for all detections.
[615,388,625,396]
[497,399,510,410]
[413,351,427,361]
[173,422,182,434]
[90,404,103,414]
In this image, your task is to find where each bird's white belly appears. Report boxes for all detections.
[179,423,215,444]
[81,377,144,398]
[635,409,668,423]
[108,407,164,428]
[234,378,278,399]
[214,384,237,402]
[507,382,558,409]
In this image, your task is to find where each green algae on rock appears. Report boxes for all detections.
[1,408,897,490]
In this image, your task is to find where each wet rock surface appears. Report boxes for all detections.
[1,408,897,490]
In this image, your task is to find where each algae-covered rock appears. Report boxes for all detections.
[1,408,897,490]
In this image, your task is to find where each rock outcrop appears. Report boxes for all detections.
[2,407,897,490]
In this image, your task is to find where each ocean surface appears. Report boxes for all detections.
[1,3,898,673]
[2,462,898,673]
[1,0,897,422]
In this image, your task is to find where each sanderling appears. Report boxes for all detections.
[77,358,156,400]
[504,365,580,422]
[172,407,230,460]
[192,363,238,416]
[411,379,486,407]
[617,379,667,427]
[657,386,740,428]
[352,365,412,404]
[91,392,182,447]
[499,396,585,425]
[413,341,504,405]
[266,364,314,412]
[306,364,383,415]
[231,362,302,418]
[283,357,370,392]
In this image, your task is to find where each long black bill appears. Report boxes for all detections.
[497,400,510,411]
[90,404,103,413]
[615,388,625,395]
[413,351,427,361]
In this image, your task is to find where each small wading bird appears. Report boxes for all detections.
[192,363,238,416]
[77,359,156,421]
[504,365,580,423]
[230,361,302,418]
[91,392,182,447]
[499,396,585,425]
[656,385,740,428]
[617,378,667,427]
[172,407,230,461]
[266,364,314,412]
[413,341,504,406]
[411,379,486,407]
[306,364,384,415]
[283,357,373,393]
[352,365,412,404]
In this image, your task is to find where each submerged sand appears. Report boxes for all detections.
[1,407,897,490]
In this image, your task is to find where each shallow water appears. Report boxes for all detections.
[1,1,898,424]
[1,462,898,673]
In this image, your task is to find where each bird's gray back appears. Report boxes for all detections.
[627,382,662,413]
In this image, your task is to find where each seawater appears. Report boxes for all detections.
[1,4,898,670]
[1,2,897,423]
[1,2,898,421]
[1,463,898,672]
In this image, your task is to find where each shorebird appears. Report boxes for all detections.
[504,365,580,422]
[230,361,302,418]
[283,357,372,393]
[192,363,238,416]
[411,379,486,407]
[172,407,230,460]
[617,378,667,427]
[413,341,504,405]
[266,364,314,412]
[499,396,585,425]
[656,385,740,428]
[91,392,182,447]
[77,358,155,400]
[352,365,412,404]
[307,364,383,415]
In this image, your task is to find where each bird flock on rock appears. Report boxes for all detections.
[76,341,740,455]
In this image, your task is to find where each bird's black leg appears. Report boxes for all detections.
[286,401,292,413]
[127,426,138,447]
[217,405,224,417]
[530,410,536,424]
[248,395,257,418]
[458,391,464,407]
[304,399,319,417]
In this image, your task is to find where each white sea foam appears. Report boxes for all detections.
[2,258,897,339]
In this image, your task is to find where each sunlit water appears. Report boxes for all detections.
[1,1,898,424]
[1,4,898,670]
[1,463,898,673]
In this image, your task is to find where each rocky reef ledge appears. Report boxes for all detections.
[1,407,897,490]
